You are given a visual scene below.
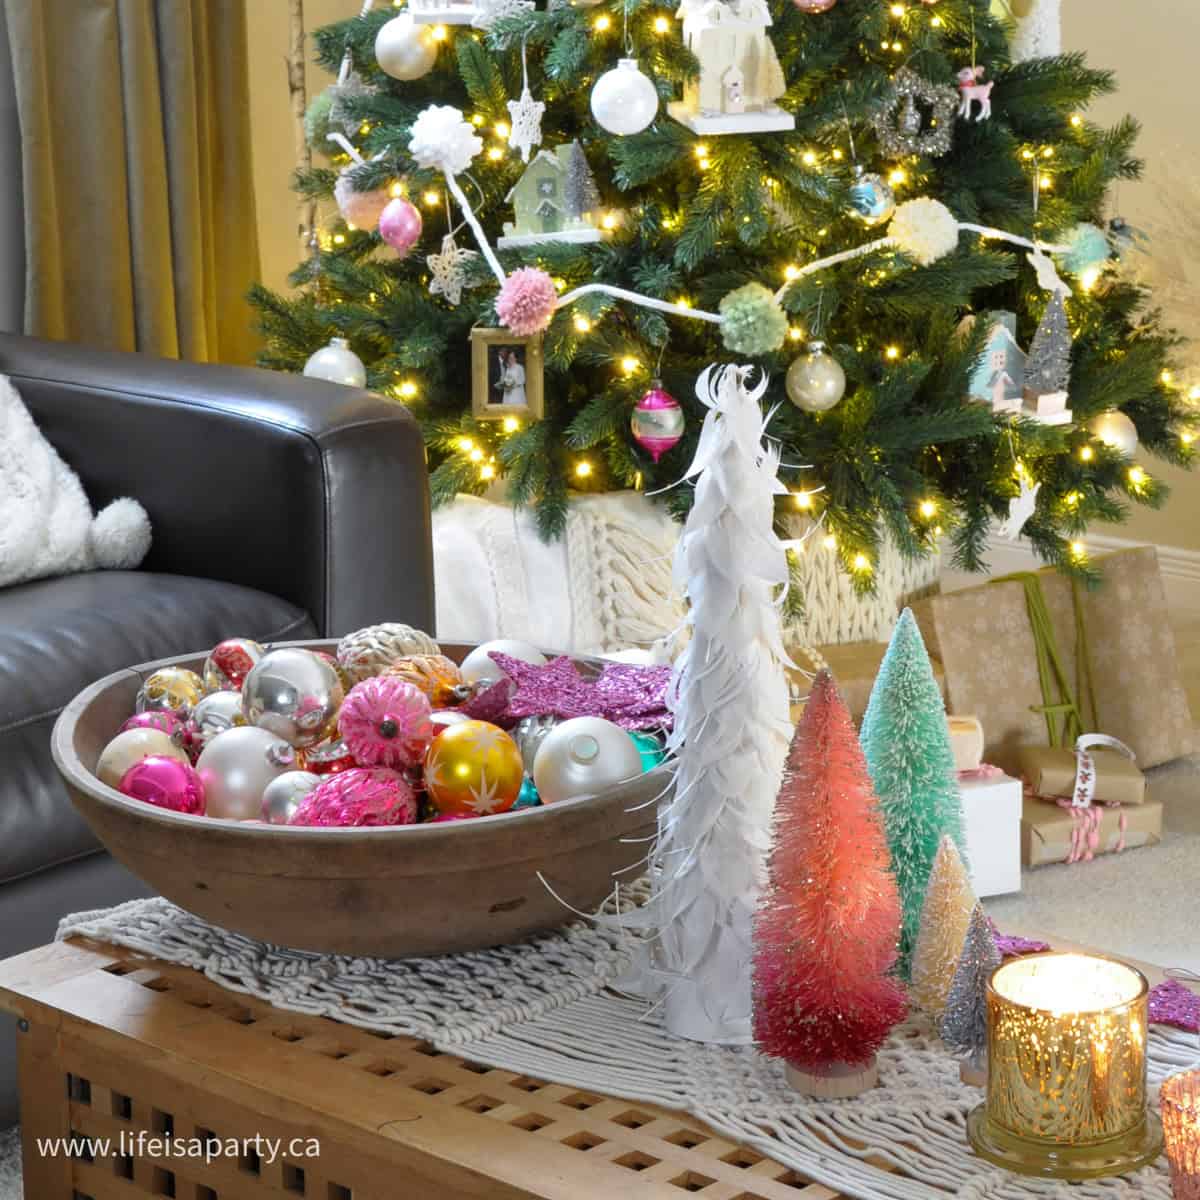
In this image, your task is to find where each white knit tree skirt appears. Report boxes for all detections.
[58,898,1197,1200]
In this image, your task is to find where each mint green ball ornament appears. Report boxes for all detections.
[719,283,788,356]
[630,730,666,772]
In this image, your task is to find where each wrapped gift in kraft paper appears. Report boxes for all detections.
[1016,743,1147,805]
[1021,796,1163,867]
[912,547,1194,773]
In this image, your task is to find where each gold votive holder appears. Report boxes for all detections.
[1162,1070,1200,1200]
[967,951,1163,1180]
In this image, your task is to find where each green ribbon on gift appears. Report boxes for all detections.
[994,572,1099,748]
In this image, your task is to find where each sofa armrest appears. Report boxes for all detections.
[0,333,434,637]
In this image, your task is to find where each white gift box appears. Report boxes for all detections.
[959,772,1022,897]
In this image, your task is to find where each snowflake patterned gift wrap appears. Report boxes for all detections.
[1021,796,1162,867]
[911,547,1194,774]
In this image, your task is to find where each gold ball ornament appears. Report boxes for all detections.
[96,728,190,789]
[383,654,470,707]
[424,720,524,816]
[135,667,205,716]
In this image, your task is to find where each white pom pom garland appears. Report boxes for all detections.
[408,105,483,177]
[888,198,960,267]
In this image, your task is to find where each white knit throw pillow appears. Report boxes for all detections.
[0,375,151,588]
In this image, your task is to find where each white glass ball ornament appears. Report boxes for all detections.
[303,338,366,388]
[459,639,548,686]
[1090,410,1138,457]
[786,341,847,412]
[590,58,658,136]
[532,716,644,804]
[374,13,438,81]
[261,771,322,825]
[96,728,189,790]
[196,726,297,821]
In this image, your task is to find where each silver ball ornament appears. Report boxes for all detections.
[590,58,658,136]
[187,690,247,756]
[513,714,561,774]
[1089,410,1139,457]
[261,771,322,825]
[786,341,847,412]
[196,726,297,821]
[459,639,547,687]
[242,648,345,748]
[303,338,366,388]
[96,728,189,789]
[848,170,896,227]
[532,716,644,804]
[374,14,437,81]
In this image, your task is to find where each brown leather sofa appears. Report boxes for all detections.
[0,333,435,1127]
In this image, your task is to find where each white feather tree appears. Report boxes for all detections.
[648,363,793,1044]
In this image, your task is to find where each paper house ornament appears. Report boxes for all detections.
[498,142,604,249]
[967,312,1025,410]
[667,0,795,135]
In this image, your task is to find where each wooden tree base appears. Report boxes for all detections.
[785,1058,879,1099]
[959,1059,987,1088]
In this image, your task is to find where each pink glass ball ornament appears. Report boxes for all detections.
[631,382,685,462]
[379,197,423,256]
[120,709,186,738]
[118,755,206,816]
[289,767,418,827]
[334,170,392,233]
[303,736,359,776]
[338,676,434,769]
[496,268,558,336]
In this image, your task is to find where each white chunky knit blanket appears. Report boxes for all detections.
[59,898,1196,1200]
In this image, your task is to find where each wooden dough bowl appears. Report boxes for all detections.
[52,641,667,958]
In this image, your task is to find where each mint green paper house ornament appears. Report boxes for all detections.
[498,142,604,249]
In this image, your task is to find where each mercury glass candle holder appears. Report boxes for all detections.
[1162,1070,1200,1200]
[967,952,1163,1180]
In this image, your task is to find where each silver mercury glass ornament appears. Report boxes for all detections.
[785,341,847,412]
[848,166,896,227]
[261,771,322,824]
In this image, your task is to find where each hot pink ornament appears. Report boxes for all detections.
[289,767,417,827]
[496,268,557,336]
[118,756,206,816]
[338,676,434,768]
[334,171,392,233]
[631,382,685,462]
[378,197,423,256]
[120,710,186,738]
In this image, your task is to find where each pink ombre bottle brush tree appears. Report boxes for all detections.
[753,670,907,1097]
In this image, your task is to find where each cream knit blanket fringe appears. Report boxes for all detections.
[59,899,1196,1200]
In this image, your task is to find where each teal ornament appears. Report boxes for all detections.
[630,730,666,772]
[848,169,896,227]
[1062,222,1109,277]
[719,283,788,356]
[514,777,542,809]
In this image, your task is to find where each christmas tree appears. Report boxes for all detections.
[753,670,906,1088]
[251,2,1188,576]
[563,141,601,221]
[938,902,1001,1086]
[910,835,976,1022]
[1024,288,1071,398]
[860,608,966,977]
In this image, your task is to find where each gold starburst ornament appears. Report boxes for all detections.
[424,719,524,816]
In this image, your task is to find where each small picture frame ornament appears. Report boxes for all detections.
[470,328,545,421]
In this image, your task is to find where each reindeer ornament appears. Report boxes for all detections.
[957,66,993,122]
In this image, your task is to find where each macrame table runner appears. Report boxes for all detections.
[59,898,1198,1200]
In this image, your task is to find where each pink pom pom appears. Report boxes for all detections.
[496,268,558,336]
[289,767,417,827]
[338,677,433,768]
[334,172,392,233]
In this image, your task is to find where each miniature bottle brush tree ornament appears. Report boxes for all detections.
[254,0,1190,575]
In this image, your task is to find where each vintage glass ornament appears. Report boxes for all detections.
[383,653,469,707]
[337,622,441,683]
[1090,410,1138,457]
[302,736,358,776]
[431,709,471,730]
[118,755,206,816]
[290,767,418,827]
[373,13,437,81]
[135,667,205,716]
[513,714,561,774]
[119,709,186,739]
[242,648,345,749]
[590,58,658,136]
[184,690,247,759]
[514,777,542,809]
[631,383,685,462]
[786,341,847,412]
[196,726,297,821]
[303,338,367,388]
[202,637,265,692]
[531,716,644,804]
[261,770,322,825]
[338,677,433,769]
[379,198,423,257]
[424,720,525,816]
[792,0,837,10]
[848,169,896,227]
[630,729,667,772]
[96,728,190,789]
[459,639,547,687]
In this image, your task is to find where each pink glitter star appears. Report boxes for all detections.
[989,921,1051,959]
[1149,979,1200,1033]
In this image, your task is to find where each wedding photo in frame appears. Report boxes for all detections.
[470,328,545,421]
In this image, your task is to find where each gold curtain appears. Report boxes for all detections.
[4,0,262,363]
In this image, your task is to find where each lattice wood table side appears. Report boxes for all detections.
[0,938,850,1200]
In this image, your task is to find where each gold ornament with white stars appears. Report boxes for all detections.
[424,719,524,816]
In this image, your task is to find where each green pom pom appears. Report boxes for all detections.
[719,283,788,356]
[304,91,338,156]
[1062,222,1109,276]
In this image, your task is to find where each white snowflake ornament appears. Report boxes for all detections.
[426,233,478,306]
[506,85,545,164]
